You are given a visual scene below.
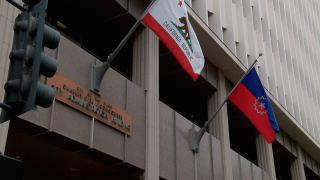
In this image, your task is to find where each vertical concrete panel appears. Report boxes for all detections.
[159,102,175,180]
[290,143,306,180]
[232,4,239,43]
[220,0,227,28]
[243,0,259,66]
[275,131,284,145]
[0,41,8,70]
[192,0,208,24]
[231,150,241,180]
[223,0,237,54]
[301,0,317,139]
[208,0,223,40]
[311,158,318,174]
[126,81,146,170]
[0,2,8,22]
[283,132,292,152]
[0,16,7,43]
[291,0,308,129]
[176,114,194,180]
[207,0,214,13]
[207,62,218,88]
[240,156,252,180]
[307,0,320,144]
[256,133,277,180]
[263,171,270,180]
[291,140,297,157]
[259,0,277,100]
[286,0,303,124]
[197,133,213,180]
[252,0,269,90]
[52,101,91,146]
[212,137,223,180]
[93,120,125,160]
[3,17,11,45]
[252,163,263,180]
[0,121,9,154]
[235,0,249,68]
[304,152,312,169]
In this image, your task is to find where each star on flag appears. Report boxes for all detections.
[178,0,183,7]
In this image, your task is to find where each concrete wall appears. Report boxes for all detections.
[231,150,269,180]
[159,101,269,180]
[159,102,224,180]
[189,0,320,147]
[14,35,269,179]
[19,36,147,169]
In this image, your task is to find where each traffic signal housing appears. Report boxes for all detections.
[0,0,60,123]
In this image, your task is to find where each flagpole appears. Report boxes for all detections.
[88,0,158,94]
[190,53,263,152]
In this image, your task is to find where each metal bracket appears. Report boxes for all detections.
[88,60,110,95]
[191,124,206,153]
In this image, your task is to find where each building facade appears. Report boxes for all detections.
[0,0,320,179]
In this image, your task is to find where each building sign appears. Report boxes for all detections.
[47,73,132,135]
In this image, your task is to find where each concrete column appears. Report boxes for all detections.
[0,0,22,154]
[290,142,306,180]
[207,69,233,180]
[256,133,277,180]
[132,26,159,180]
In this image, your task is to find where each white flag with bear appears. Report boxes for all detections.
[142,0,204,81]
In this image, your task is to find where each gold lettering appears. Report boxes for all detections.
[83,102,88,109]
[96,109,101,115]
[67,93,72,100]
[78,99,83,106]
[59,88,64,96]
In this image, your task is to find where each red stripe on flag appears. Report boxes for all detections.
[228,83,275,143]
[142,13,199,81]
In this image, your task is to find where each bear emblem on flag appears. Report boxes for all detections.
[177,17,190,42]
[254,96,268,115]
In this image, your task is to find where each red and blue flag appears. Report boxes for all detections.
[228,68,280,143]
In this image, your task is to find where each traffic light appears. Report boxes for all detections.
[0,0,60,123]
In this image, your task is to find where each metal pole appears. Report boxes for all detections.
[88,0,158,94]
[190,53,263,152]
[6,0,27,11]
[194,152,198,180]
[0,103,12,111]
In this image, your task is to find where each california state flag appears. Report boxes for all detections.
[142,0,204,81]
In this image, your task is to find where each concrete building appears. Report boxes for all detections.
[0,0,320,179]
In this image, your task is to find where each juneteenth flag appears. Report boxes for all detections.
[142,0,204,81]
[228,68,280,143]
